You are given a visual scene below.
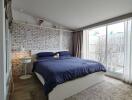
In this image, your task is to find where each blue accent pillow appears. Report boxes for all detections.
[37,57,54,60]
[58,51,72,57]
[37,52,54,58]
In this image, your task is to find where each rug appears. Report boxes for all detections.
[65,78,132,100]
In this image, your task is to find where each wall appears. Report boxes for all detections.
[11,21,72,53]
[12,9,37,25]
[0,0,6,99]
[5,19,12,100]
[12,9,68,29]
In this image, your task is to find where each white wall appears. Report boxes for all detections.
[12,9,69,29]
[13,9,53,27]
[12,9,73,55]
[0,0,6,100]
[11,21,72,53]
[12,9,37,24]
[5,19,12,100]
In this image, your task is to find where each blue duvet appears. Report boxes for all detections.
[33,57,106,95]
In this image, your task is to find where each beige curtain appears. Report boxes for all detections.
[73,31,83,58]
[123,19,132,84]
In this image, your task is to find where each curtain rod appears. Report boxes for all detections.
[12,20,73,32]
[76,12,132,32]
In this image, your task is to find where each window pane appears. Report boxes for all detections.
[107,22,125,74]
[88,26,106,64]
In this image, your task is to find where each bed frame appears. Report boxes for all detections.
[35,72,105,100]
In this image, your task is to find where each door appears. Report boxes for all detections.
[84,21,125,79]
[86,26,106,65]
[106,22,125,79]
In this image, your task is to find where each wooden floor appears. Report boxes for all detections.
[10,74,47,100]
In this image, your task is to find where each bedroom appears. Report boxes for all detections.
[0,0,132,100]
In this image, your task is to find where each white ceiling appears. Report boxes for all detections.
[12,0,132,29]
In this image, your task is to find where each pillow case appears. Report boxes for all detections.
[57,51,71,57]
[37,57,54,60]
[37,52,54,58]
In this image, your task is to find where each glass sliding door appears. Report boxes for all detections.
[87,26,106,65]
[107,22,125,75]
[83,21,126,79]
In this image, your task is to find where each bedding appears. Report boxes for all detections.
[37,57,54,60]
[33,56,106,95]
[57,51,72,57]
[37,52,54,58]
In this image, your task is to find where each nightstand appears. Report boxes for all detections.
[19,57,32,79]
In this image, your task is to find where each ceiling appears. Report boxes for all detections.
[12,0,132,29]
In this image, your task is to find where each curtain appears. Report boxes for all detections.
[82,30,89,59]
[123,19,132,84]
[73,31,83,58]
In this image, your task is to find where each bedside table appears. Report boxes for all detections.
[19,57,32,79]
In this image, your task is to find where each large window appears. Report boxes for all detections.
[107,22,125,74]
[83,21,125,76]
[87,26,106,64]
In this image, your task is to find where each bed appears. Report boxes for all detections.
[32,51,106,100]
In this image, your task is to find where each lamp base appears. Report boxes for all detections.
[19,75,32,79]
